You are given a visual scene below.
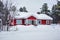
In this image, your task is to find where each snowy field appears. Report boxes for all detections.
[0,24,60,40]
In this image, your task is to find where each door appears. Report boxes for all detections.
[22,19,25,25]
[41,20,46,24]
[32,20,34,25]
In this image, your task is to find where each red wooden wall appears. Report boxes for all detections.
[27,16,36,20]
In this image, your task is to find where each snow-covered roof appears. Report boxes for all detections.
[14,11,53,20]
[34,14,53,20]
[14,12,32,19]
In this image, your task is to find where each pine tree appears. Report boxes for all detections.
[52,1,60,23]
[23,6,28,12]
[19,6,28,12]
[19,7,23,12]
[0,1,4,12]
[11,6,16,12]
[41,3,48,13]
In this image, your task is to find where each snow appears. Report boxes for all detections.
[0,24,60,40]
[0,31,60,40]
[14,11,53,20]
[9,24,60,31]
[34,13,53,20]
[14,12,32,19]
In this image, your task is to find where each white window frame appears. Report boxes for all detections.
[34,20,37,25]
[37,19,40,25]
[25,19,28,25]
[28,19,32,24]
[46,20,49,24]
[16,20,22,25]
[33,20,36,25]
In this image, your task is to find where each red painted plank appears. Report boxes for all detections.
[41,20,46,24]
[27,16,36,20]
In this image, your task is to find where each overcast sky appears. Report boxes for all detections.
[2,0,59,12]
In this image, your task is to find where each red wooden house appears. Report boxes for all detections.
[10,12,53,26]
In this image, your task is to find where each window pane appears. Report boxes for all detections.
[37,20,40,24]
[16,20,22,24]
[46,20,49,24]
[25,20,28,24]
[34,20,36,24]
[28,20,32,24]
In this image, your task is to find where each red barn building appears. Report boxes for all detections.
[10,12,53,26]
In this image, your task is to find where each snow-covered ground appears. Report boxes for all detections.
[9,24,60,31]
[0,24,60,40]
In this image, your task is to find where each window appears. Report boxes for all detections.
[46,20,49,24]
[28,20,32,24]
[25,20,32,24]
[16,20,22,24]
[34,20,37,24]
[25,20,37,25]
[25,20,28,24]
[37,20,40,24]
